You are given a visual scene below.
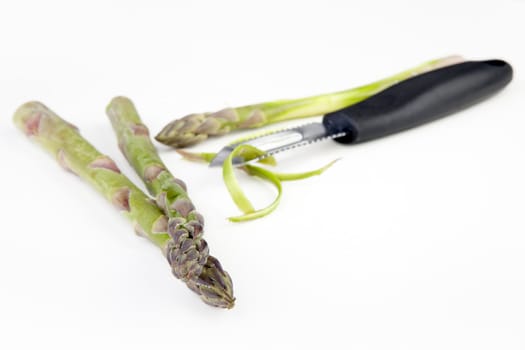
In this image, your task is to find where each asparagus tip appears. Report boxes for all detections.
[187,255,235,309]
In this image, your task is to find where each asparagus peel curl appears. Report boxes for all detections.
[13,101,234,309]
[155,55,464,148]
[177,147,336,222]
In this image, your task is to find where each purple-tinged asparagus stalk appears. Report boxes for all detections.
[106,96,234,307]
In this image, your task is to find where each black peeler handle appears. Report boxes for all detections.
[322,59,513,144]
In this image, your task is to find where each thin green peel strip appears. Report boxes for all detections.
[274,159,339,181]
[228,164,283,222]
[223,145,264,214]
[176,149,217,163]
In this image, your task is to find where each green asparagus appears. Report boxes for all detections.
[155,55,463,147]
[13,101,234,309]
[106,97,234,306]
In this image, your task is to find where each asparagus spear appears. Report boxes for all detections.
[13,102,235,308]
[106,97,234,305]
[155,55,463,147]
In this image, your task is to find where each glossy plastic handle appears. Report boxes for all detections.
[322,59,513,144]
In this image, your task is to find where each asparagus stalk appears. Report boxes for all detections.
[155,55,463,147]
[13,101,234,308]
[106,97,234,306]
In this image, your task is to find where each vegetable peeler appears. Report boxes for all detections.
[209,59,513,167]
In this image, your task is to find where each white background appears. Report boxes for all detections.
[1,0,524,349]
